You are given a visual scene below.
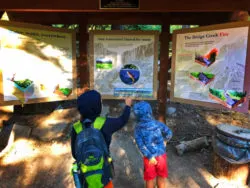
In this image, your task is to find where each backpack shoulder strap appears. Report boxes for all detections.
[73,117,106,134]
[93,117,109,156]
[73,121,83,134]
[93,117,106,130]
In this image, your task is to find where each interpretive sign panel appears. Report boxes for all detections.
[0,21,77,106]
[171,21,250,112]
[89,30,159,100]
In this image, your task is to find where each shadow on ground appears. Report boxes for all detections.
[0,100,249,188]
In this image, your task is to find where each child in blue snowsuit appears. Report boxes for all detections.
[133,101,172,188]
[71,90,132,188]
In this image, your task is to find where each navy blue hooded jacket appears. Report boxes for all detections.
[71,90,131,159]
[133,101,172,159]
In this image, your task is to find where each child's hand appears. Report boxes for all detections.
[125,97,133,107]
[164,141,168,146]
[149,157,157,165]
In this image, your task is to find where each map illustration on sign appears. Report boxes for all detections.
[90,31,158,99]
[119,64,140,85]
[7,75,35,103]
[0,21,76,106]
[171,22,250,112]
[208,88,246,109]
[189,72,215,86]
[195,48,219,67]
[96,57,113,69]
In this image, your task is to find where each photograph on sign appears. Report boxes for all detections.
[100,0,139,9]
[0,21,77,106]
[171,22,250,112]
[89,31,159,100]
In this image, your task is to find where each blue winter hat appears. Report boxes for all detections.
[77,90,102,121]
[133,101,153,121]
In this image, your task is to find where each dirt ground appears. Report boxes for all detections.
[0,100,250,188]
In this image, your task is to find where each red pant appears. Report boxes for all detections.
[104,181,113,188]
[143,153,168,180]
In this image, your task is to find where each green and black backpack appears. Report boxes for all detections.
[73,117,112,188]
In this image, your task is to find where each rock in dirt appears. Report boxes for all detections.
[12,124,32,140]
[167,107,176,115]
[32,122,69,142]
[31,108,79,141]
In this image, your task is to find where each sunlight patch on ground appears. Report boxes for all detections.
[186,177,200,188]
[197,167,249,188]
[50,142,69,155]
[1,138,70,165]
[0,138,74,187]
[43,157,53,166]
[205,114,220,126]
[205,112,250,129]
[213,181,248,188]
[44,117,61,125]
[1,139,38,164]
[197,167,218,187]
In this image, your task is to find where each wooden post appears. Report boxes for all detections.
[158,18,170,123]
[78,21,89,96]
[213,152,250,185]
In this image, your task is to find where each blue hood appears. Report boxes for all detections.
[133,101,153,123]
[134,101,173,159]
[77,90,102,121]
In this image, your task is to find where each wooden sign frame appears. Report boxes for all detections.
[170,21,250,113]
[89,30,159,100]
[0,20,77,106]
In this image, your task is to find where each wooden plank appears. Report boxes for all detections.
[6,12,81,24]
[6,12,231,25]
[140,0,250,12]
[169,12,231,25]
[0,0,98,11]
[86,12,163,24]
[1,0,250,12]
[6,12,163,24]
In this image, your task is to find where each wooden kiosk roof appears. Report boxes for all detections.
[0,0,249,121]
[0,0,250,12]
[0,0,248,27]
